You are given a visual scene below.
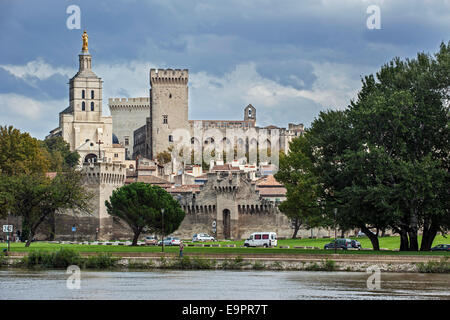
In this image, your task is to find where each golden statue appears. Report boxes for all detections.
[82,30,88,51]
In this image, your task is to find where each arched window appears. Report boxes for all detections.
[84,153,97,163]
[91,90,94,99]
[91,102,94,111]
[82,101,85,111]
[169,135,173,142]
[82,90,85,99]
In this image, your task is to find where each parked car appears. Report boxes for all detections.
[430,244,450,252]
[144,235,158,245]
[158,237,181,246]
[244,232,277,247]
[324,238,354,250]
[351,240,362,249]
[192,233,215,242]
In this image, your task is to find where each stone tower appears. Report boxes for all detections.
[108,97,150,160]
[244,104,256,124]
[52,31,125,165]
[148,68,189,159]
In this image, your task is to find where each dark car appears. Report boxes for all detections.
[430,244,450,252]
[324,239,352,250]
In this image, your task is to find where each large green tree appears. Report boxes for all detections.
[346,42,450,251]
[105,183,185,245]
[275,136,326,238]
[8,170,93,247]
[0,125,50,175]
[42,136,80,171]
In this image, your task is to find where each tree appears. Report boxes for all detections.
[42,136,80,171]
[0,125,49,175]
[105,183,185,245]
[8,170,93,247]
[275,136,325,238]
[346,42,450,251]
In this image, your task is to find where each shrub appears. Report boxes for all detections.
[52,248,82,268]
[83,253,119,269]
[252,261,266,270]
[21,250,54,268]
[417,257,450,273]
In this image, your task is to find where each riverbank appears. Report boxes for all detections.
[2,250,448,273]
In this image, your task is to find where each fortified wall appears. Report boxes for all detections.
[170,171,293,240]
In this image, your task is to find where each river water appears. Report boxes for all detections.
[0,269,449,300]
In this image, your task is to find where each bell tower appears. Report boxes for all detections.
[68,30,103,121]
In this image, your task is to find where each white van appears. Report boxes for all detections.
[244,232,277,247]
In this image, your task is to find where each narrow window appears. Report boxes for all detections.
[124,137,129,146]
[82,101,85,111]
[91,102,94,111]
[91,90,94,99]
[82,90,85,99]
[169,135,173,142]
[163,115,168,124]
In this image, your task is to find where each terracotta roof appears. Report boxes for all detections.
[255,175,283,187]
[112,143,124,148]
[211,164,241,171]
[137,165,156,171]
[257,187,287,196]
[45,172,58,179]
[165,185,201,193]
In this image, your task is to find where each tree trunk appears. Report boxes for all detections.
[420,220,438,251]
[408,209,419,251]
[399,229,409,251]
[291,218,300,239]
[361,225,379,250]
[25,231,34,247]
[132,230,141,246]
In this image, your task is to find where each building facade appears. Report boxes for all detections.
[108,97,150,160]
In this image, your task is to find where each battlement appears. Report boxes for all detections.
[82,161,126,185]
[150,68,189,85]
[108,97,150,110]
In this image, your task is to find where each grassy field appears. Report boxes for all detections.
[1,235,448,256]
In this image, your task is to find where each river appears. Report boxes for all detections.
[0,269,449,300]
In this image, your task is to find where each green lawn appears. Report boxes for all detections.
[1,235,448,256]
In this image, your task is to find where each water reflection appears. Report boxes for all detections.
[0,270,449,300]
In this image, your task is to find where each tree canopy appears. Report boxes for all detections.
[105,182,185,245]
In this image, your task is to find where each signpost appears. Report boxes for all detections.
[72,225,76,242]
[212,220,217,239]
[3,225,13,253]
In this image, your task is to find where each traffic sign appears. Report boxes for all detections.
[212,220,216,228]
[2,225,13,233]
[72,227,76,232]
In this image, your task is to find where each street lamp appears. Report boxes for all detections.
[161,208,165,253]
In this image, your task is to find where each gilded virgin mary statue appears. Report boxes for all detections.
[82,30,88,51]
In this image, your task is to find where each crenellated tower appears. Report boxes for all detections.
[148,68,189,159]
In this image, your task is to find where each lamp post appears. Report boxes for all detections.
[161,209,165,253]
[334,208,337,254]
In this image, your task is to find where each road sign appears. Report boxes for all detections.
[2,225,13,233]
[72,227,76,232]
[212,220,216,228]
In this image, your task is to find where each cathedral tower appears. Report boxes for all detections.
[51,31,124,165]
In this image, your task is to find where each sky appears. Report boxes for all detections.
[0,0,449,139]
